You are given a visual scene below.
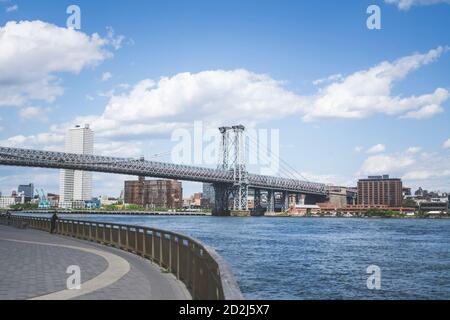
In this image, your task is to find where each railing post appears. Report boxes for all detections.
[169,234,172,272]
[191,243,196,299]
[176,237,180,280]
[134,229,138,253]
[159,232,163,267]
[142,229,146,257]
[151,232,155,261]
[186,240,191,290]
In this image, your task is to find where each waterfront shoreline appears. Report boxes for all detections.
[2,209,211,216]
[263,214,450,219]
[8,210,450,220]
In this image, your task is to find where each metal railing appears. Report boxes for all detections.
[0,214,243,300]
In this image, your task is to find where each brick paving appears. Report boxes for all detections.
[0,225,191,300]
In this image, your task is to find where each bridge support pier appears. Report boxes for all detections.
[304,193,327,205]
[211,183,251,216]
[212,183,230,216]
[252,188,264,216]
[279,191,288,212]
[267,190,275,213]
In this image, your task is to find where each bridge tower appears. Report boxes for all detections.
[212,125,250,216]
[218,126,231,170]
[230,125,249,214]
[213,126,233,216]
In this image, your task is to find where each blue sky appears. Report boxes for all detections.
[0,0,449,197]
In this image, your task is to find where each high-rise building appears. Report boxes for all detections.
[59,124,94,208]
[202,183,215,208]
[357,175,403,207]
[124,178,182,209]
[18,183,34,202]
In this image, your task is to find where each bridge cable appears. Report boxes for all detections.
[245,133,311,182]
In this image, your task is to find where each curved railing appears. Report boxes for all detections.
[1,214,244,300]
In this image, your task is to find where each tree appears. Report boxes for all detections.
[403,198,417,208]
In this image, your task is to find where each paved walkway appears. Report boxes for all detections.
[0,224,191,300]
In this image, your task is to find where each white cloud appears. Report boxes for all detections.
[97,89,115,98]
[294,172,354,186]
[302,47,449,121]
[313,73,342,86]
[0,170,59,194]
[403,169,450,180]
[86,94,95,101]
[406,146,421,154]
[105,26,125,50]
[359,149,450,190]
[0,132,64,150]
[0,20,111,107]
[92,173,134,197]
[385,0,450,10]
[99,70,305,126]
[1,48,448,164]
[443,138,450,149]
[18,106,52,121]
[401,104,444,119]
[117,83,130,90]
[354,146,363,153]
[94,141,146,158]
[75,48,450,138]
[360,154,415,175]
[6,4,18,12]
[366,144,386,154]
[101,72,112,82]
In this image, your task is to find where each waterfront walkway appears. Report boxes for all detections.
[0,224,191,300]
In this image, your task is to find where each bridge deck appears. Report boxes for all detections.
[0,224,191,300]
[0,146,327,195]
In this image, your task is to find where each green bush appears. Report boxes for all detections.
[9,203,39,210]
[365,208,402,218]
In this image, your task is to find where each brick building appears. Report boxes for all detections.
[124,177,182,209]
[357,175,402,207]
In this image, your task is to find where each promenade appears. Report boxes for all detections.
[0,224,191,300]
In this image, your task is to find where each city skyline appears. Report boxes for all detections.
[0,0,449,197]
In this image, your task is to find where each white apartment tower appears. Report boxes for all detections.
[59,124,94,208]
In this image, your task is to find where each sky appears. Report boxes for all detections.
[0,0,449,198]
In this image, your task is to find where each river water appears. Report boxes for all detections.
[24,214,450,299]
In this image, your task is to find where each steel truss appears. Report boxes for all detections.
[0,146,326,200]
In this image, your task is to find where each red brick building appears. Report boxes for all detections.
[124,177,182,209]
[357,175,402,207]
